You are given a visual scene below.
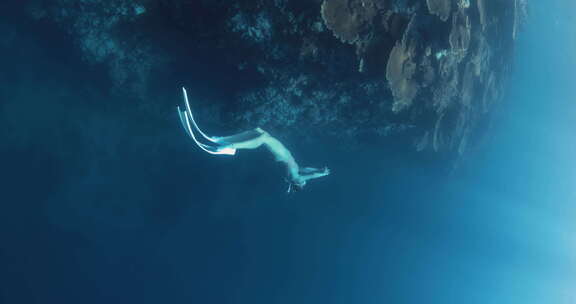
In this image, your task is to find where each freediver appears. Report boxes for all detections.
[177,88,330,192]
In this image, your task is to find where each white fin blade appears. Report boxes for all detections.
[182,106,236,155]
[182,87,218,143]
[177,107,194,138]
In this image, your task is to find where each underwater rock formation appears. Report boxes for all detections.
[32,0,526,163]
[386,15,420,113]
[426,0,451,22]
[29,0,158,96]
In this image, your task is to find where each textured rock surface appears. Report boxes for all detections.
[426,0,452,22]
[31,0,526,163]
[386,16,420,113]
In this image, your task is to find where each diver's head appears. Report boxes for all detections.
[287,177,306,193]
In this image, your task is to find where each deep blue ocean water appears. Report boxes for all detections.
[0,1,574,303]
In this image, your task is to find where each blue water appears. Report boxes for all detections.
[0,1,574,303]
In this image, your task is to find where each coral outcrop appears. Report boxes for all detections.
[386,16,419,113]
[32,0,526,163]
[426,0,452,22]
[321,0,379,44]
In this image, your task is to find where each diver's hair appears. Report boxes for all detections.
[286,178,304,193]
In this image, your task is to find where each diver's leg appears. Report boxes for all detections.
[212,129,265,145]
[225,131,268,150]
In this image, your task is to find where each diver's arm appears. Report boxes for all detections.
[300,167,330,182]
[300,167,325,174]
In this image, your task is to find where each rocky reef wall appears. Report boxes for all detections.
[29,0,528,162]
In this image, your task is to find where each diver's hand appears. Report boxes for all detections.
[322,166,330,176]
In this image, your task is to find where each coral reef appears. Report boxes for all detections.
[33,0,526,163]
[29,0,161,96]
[386,16,419,113]
[426,0,452,22]
[320,0,380,44]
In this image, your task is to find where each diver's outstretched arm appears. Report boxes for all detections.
[300,167,330,182]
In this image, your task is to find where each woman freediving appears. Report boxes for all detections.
[177,88,330,192]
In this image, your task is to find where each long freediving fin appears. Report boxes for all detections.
[177,107,193,138]
[182,87,218,144]
[177,100,236,155]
